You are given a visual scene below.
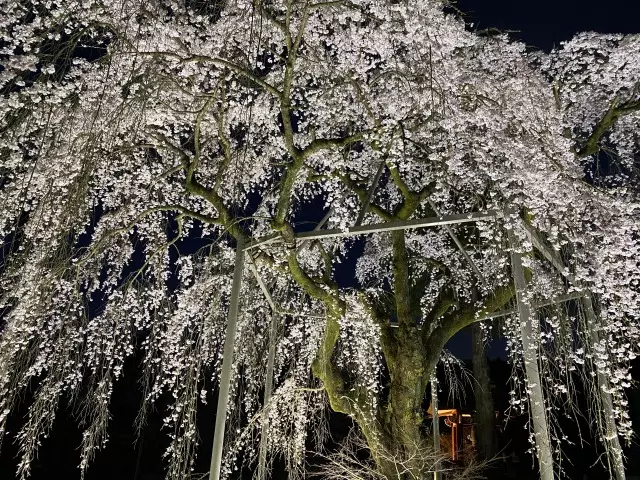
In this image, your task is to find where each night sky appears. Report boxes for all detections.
[1,1,639,479]
[455,0,640,52]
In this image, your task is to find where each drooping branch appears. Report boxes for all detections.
[77,204,220,266]
[286,251,393,476]
[285,249,355,413]
[117,46,282,98]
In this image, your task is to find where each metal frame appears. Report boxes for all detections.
[208,208,624,480]
[431,370,441,480]
[427,199,488,286]
[257,310,279,480]
[244,210,501,251]
[210,211,500,480]
[508,229,554,480]
[522,222,626,480]
[246,257,279,480]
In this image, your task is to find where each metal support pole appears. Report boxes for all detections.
[209,237,245,480]
[246,250,282,480]
[296,207,334,253]
[582,297,626,480]
[248,257,276,312]
[431,372,441,480]
[508,232,554,480]
[521,222,576,284]
[257,311,279,480]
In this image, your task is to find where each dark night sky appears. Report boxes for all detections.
[455,0,640,52]
[1,1,639,479]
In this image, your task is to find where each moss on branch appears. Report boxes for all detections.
[577,96,640,157]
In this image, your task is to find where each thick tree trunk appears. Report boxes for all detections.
[305,220,516,479]
[386,331,428,453]
[381,335,434,477]
[471,322,497,461]
[383,231,431,476]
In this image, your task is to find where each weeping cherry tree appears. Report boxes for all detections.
[0,0,639,479]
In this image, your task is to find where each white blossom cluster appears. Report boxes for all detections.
[335,294,383,410]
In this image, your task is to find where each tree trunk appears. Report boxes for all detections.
[383,231,431,476]
[471,322,497,462]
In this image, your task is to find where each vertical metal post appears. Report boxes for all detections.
[257,311,279,480]
[582,296,626,480]
[431,372,441,480]
[508,232,554,480]
[209,237,245,480]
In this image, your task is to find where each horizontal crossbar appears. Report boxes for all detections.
[244,210,500,251]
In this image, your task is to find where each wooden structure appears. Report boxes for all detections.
[426,405,474,461]
[428,405,506,463]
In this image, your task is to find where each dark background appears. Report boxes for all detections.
[2,1,640,479]
[454,0,640,52]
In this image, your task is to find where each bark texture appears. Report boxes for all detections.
[471,322,498,461]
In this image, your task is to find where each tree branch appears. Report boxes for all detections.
[127,50,282,98]
[391,230,413,327]
[286,250,357,415]
[302,131,369,158]
[577,96,640,157]
[214,86,234,193]
[433,283,516,347]
[184,178,246,241]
